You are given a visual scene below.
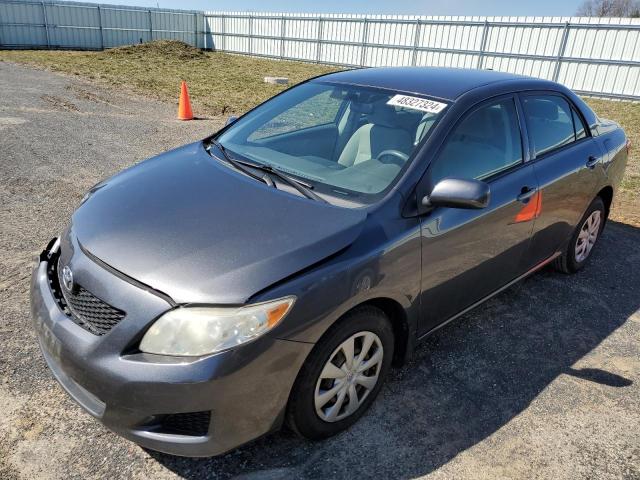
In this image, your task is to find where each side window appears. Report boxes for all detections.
[249,90,343,141]
[522,95,576,157]
[572,108,587,140]
[430,98,523,183]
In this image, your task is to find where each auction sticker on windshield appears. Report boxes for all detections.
[387,95,447,114]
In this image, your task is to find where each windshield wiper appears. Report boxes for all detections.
[209,140,326,203]
[208,140,275,188]
[232,158,327,203]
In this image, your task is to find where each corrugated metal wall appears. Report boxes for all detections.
[1,1,639,100]
[204,12,640,100]
[0,0,204,50]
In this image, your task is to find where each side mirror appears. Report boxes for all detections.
[225,115,238,126]
[422,178,490,210]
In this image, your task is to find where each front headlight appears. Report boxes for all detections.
[139,296,295,356]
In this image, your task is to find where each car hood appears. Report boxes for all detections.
[72,141,366,304]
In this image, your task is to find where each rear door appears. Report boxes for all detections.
[418,95,539,335]
[518,92,601,267]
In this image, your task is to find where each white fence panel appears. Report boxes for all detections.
[203,12,640,99]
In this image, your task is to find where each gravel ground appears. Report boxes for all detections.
[1,62,639,480]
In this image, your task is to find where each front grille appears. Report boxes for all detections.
[158,411,211,437]
[50,258,125,336]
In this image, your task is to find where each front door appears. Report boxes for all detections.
[418,95,539,335]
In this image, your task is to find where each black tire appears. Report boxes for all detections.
[286,306,394,440]
[554,196,606,274]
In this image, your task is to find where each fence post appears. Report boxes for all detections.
[360,18,369,67]
[248,14,253,55]
[316,17,324,63]
[221,14,226,51]
[203,15,208,50]
[411,18,422,66]
[97,5,104,50]
[476,20,489,69]
[41,1,50,49]
[553,21,570,82]
[193,12,198,47]
[280,16,286,59]
[148,9,152,42]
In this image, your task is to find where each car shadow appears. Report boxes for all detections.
[148,220,638,479]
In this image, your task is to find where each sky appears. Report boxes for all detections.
[82,0,585,17]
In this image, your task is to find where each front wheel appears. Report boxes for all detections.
[554,196,606,273]
[286,306,394,439]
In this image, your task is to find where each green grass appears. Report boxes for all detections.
[1,41,638,224]
[0,41,336,116]
[583,98,640,225]
[586,98,640,191]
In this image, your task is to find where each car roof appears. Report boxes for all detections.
[314,67,549,101]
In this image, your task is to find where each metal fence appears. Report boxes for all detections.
[0,0,204,49]
[1,1,640,100]
[204,12,640,101]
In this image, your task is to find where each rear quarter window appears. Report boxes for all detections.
[572,108,587,140]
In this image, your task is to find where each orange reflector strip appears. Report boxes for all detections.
[514,191,542,223]
[266,302,291,327]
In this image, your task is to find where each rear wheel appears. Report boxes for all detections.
[554,196,606,273]
[286,306,394,439]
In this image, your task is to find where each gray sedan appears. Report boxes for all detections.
[31,67,628,456]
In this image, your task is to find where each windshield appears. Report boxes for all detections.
[216,81,448,202]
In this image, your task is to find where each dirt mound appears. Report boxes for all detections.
[104,40,204,60]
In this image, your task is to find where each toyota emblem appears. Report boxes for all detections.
[62,266,74,292]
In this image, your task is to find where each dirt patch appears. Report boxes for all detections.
[40,94,79,112]
[66,84,113,106]
[104,40,205,61]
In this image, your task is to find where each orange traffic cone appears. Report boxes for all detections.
[177,81,194,121]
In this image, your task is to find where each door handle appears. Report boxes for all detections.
[517,186,538,203]
[586,155,599,169]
